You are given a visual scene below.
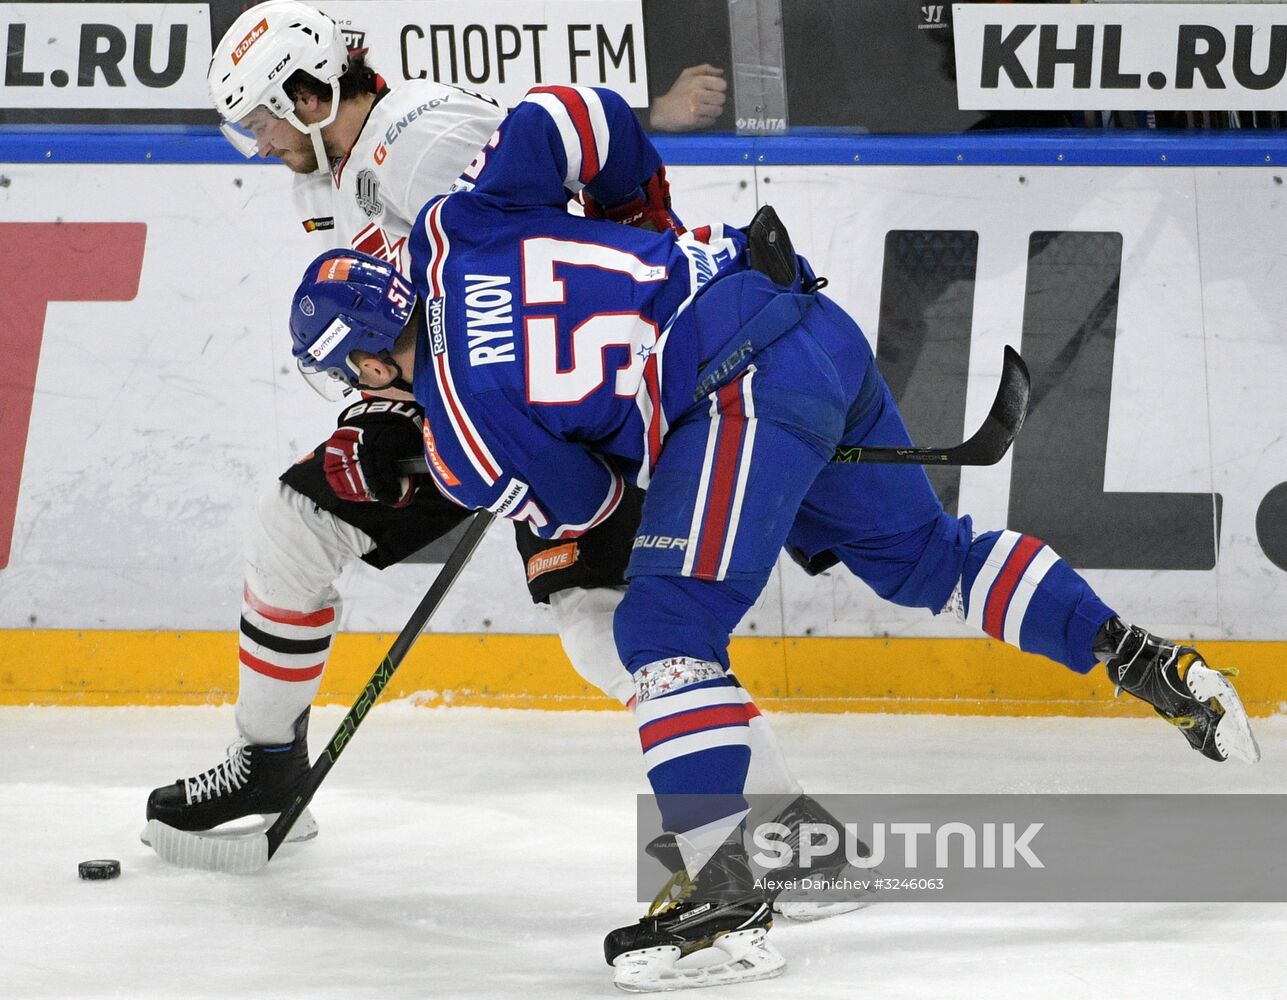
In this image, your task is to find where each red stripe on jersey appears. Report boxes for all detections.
[242,585,335,628]
[638,703,749,751]
[425,202,448,298]
[694,379,748,581]
[239,648,325,682]
[743,700,762,722]
[982,535,1044,639]
[530,85,600,184]
[433,352,502,484]
[643,354,663,474]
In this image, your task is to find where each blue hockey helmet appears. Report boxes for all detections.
[290,249,418,399]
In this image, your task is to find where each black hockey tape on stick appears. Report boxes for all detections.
[831,345,1030,467]
[144,509,495,874]
[396,348,1029,476]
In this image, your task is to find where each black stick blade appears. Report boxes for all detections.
[832,345,1031,467]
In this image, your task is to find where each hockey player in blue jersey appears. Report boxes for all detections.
[287,85,1260,991]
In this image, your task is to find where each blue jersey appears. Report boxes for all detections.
[398,89,1120,831]
[406,85,749,539]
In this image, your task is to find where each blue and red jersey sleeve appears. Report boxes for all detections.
[420,395,626,541]
[464,85,663,210]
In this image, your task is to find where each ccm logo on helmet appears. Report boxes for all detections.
[231,19,268,65]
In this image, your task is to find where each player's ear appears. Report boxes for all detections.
[294,90,325,117]
[351,350,386,381]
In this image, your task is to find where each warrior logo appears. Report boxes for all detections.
[355,169,383,219]
[299,295,315,317]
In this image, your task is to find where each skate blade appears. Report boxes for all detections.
[1186,664,1262,764]
[774,898,872,922]
[139,808,318,847]
[612,928,786,993]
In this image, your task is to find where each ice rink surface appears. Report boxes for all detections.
[2,704,1284,999]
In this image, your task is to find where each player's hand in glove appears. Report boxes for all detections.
[581,167,685,235]
[323,398,424,506]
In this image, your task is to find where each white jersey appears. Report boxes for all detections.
[292,80,504,273]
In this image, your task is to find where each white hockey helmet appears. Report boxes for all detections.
[208,1,348,165]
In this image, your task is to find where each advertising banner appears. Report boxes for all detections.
[0,3,212,110]
[954,2,1287,111]
[316,0,649,108]
[1,160,1286,647]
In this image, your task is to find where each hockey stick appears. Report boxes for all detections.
[831,346,1030,466]
[144,509,495,875]
[392,348,1029,476]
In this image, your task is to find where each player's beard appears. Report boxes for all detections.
[276,145,319,175]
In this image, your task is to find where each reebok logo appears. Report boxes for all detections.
[232,19,268,64]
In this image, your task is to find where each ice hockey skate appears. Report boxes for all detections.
[142,709,318,846]
[643,794,873,924]
[1096,617,1261,763]
[760,793,877,921]
[606,833,784,992]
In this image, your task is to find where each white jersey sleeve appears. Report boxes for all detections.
[320,81,506,273]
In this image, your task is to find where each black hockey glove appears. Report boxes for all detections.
[323,398,424,506]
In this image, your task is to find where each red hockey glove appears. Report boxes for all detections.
[580,167,685,235]
[323,398,424,506]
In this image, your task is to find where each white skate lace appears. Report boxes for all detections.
[184,740,252,804]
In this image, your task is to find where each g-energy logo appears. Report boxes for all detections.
[954,5,1287,111]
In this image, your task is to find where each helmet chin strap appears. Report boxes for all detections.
[284,79,342,175]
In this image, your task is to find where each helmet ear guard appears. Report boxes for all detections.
[208,0,348,164]
[290,250,420,400]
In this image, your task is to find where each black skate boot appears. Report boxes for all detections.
[1095,617,1261,763]
[143,709,318,843]
[606,831,784,992]
[761,793,877,921]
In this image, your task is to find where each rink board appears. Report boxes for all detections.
[2,629,1284,717]
[2,137,1286,709]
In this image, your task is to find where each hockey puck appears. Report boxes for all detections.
[78,859,121,881]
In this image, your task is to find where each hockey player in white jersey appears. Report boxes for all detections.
[145,0,863,918]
